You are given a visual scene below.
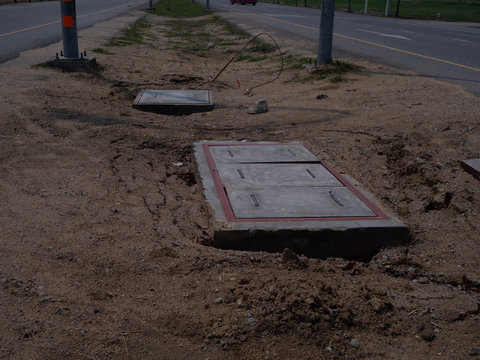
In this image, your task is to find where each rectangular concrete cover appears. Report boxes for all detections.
[133,90,214,115]
[193,141,409,260]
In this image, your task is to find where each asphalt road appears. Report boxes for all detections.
[0,0,145,63]
[211,1,480,96]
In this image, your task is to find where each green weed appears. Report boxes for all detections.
[91,48,114,55]
[147,0,209,18]
[106,19,152,47]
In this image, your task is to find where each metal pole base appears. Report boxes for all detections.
[47,55,97,73]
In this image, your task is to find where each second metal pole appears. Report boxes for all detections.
[317,0,335,64]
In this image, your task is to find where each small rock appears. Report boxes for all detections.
[418,277,429,284]
[247,99,268,114]
[247,316,255,324]
[350,338,360,349]
[93,308,100,314]
[316,94,328,100]
[214,297,223,304]
[207,42,215,48]
[469,346,480,356]
[66,252,74,261]
[281,248,299,263]
[421,323,435,341]
[425,189,453,211]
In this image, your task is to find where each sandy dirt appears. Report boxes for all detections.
[0,9,479,360]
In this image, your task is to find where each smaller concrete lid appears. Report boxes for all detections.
[133,90,214,115]
[134,90,213,105]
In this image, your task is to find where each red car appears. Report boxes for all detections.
[230,0,257,5]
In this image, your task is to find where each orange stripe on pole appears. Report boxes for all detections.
[61,0,73,2]
[62,16,74,27]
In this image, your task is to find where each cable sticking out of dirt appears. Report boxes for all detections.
[210,32,283,95]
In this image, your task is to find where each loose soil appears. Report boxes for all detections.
[0,10,479,360]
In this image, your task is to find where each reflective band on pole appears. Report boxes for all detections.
[62,16,73,27]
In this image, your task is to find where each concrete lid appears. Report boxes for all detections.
[132,90,214,115]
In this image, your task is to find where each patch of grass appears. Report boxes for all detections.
[32,62,56,70]
[161,15,250,55]
[285,59,360,83]
[217,40,242,47]
[91,48,114,55]
[147,0,208,18]
[32,61,105,73]
[213,17,249,37]
[235,54,267,62]
[106,18,152,47]
[260,0,480,22]
[284,55,314,70]
[247,39,277,54]
[311,61,360,82]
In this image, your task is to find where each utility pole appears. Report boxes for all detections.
[385,0,390,16]
[60,0,79,59]
[317,0,335,64]
[48,0,96,72]
[364,0,368,14]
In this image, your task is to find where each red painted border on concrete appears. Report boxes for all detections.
[201,143,390,223]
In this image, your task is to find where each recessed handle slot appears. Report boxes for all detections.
[237,169,245,179]
[250,194,260,207]
[306,168,316,178]
[329,191,344,206]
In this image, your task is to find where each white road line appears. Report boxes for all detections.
[263,14,307,18]
[356,28,411,40]
[452,38,472,43]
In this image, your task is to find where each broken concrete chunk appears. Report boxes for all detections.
[247,99,268,114]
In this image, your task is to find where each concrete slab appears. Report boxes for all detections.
[461,158,480,180]
[210,144,318,163]
[217,163,342,187]
[132,90,214,115]
[226,187,376,218]
[193,141,410,260]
